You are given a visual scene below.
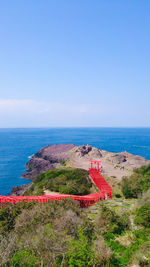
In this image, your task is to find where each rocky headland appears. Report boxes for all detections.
[22,144,150,181]
[22,144,75,179]
[10,184,31,196]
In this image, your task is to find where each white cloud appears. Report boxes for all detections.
[0,98,111,127]
[0,98,108,115]
[1,98,146,127]
[0,99,48,114]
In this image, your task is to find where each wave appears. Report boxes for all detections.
[28,154,34,159]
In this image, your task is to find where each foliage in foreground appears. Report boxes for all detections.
[134,205,150,228]
[105,188,150,267]
[0,200,113,266]
[122,164,150,198]
[25,168,92,196]
[1,164,150,266]
[0,193,150,266]
[95,204,130,235]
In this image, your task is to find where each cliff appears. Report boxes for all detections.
[22,144,150,180]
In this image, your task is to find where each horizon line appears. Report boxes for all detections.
[0,126,150,129]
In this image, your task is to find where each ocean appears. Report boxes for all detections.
[0,127,150,195]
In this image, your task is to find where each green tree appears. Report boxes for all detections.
[122,164,150,199]
[66,226,95,267]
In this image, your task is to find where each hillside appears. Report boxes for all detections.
[1,161,150,266]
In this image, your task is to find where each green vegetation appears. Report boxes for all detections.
[104,189,150,266]
[0,164,150,266]
[122,164,150,198]
[104,228,150,267]
[25,168,92,196]
[0,200,113,266]
[60,160,67,166]
[0,197,149,266]
[134,205,150,228]
[95,204,130,235]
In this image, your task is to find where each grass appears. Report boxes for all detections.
[24,168,92,196]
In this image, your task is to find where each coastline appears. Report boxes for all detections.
[1,127,150,196]
[9,143,150,196]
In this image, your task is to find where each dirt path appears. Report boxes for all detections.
[44,189,60,195]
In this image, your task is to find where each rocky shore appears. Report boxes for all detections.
[10,143,149,196]
[22,144,150,180]
[10,184,31,196]
[22,144,75,179]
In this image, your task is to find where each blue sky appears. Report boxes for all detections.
[0,0,150,127]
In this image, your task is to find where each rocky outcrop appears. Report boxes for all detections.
[73,145,102,158]
[69,145,103,171]
[10,184,31,196]
[108,153,126,164]
[22,144,75,179]
[106,151,149,169]
[22,143,150,181]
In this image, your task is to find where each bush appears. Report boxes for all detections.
[115,193,121,198]
[0,198,115,266]
[0,200,84,266]
[122,164,150,199]
[25,168,92,196]
[94,235,112,266]
[0,202,35,235]
[65,226,95,267]
[60,160,67,166]
[130,241,150,267]
[10,249,38,266]
[96,204,130,235]
[134,205,150,228]
[137,188,150,207]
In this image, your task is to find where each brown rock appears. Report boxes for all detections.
[22,143,150,181]
[22,144,75,179]
[10,184,32,196]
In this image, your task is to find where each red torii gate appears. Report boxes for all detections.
[0,161,112,208]
[89,160,112,199]
[89,160,101,171]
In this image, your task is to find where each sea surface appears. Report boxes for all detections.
[0,127,150,195]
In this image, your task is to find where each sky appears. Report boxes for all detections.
[0,0,150,127]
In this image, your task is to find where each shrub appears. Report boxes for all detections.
[0,202,35,235]
[122,164,150,199]
[130,241,150,267]
[60,160,67,166]
[65,226,95,267]
[94,235,112,266]
[137,188,150,207]
[10,249,38,266]
[134,205,150,228]
[115,193,121,198]
[96,204,130,234]
[25,168,92,196]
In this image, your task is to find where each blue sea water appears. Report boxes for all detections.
[0,127,150,195]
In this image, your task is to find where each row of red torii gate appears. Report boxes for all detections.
[0,161,112,208]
